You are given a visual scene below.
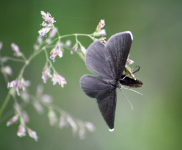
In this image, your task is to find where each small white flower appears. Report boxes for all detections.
[52,74,66,87]
[42,65,52,83]
[17,123,26,137]
[96,20,105,31]
[41,11,56,24]
[27,128,38,141]
[7,115,19,126]
[95,29,106,36]
[7,80,17,88]
[38,27,51,37]
[8,78,30,95]
[50,46,63,62]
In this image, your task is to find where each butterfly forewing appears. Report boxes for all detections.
[105,32,133,80]
[86,41,113,79]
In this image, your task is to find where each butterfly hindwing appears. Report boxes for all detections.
[97,88,116,130]
[80,74,116,130]
[80,75,115,98]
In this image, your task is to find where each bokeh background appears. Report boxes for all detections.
[0,0,182,150]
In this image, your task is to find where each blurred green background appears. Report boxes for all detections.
[0,0,182,150]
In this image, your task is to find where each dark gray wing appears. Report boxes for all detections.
[105,31,133,80]
[80,75,116,130]
[86,40,113,79]
[97,88,116,130]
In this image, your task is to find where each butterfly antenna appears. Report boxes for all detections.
[122,86,143,95]
[119,86,133,110]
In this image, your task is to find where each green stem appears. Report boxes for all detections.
[0,90,11,119]
[0,32,95,119]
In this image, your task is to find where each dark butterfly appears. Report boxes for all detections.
[80,31,143,131]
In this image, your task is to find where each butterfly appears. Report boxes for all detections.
[80,31,143,131]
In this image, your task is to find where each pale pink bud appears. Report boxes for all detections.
[0,42,3,50]
[99,20,105,28]
[85,122,95,132]
[42,65,52,83]
[33,101,44,114]
[17,124,26,137]
[127,58,134,64]
[2,66,12,76]
[22,111,29,123]
[11,43,22,57]
[49,28,57,38]
[45,38,52,44]
[48,109,58,126]
[67,116,78,133]
[71,43,78,54]
[20,91,30,102]
[40,11,47,19]
[79,126,86,139]
[27,128,38,141]
[96,20,105,31]
[7,115,19,126]
[99,37,106,43]
[34,44,39,51]
[52,74,66,87]
[36,85,44,96]
[11,43,19,52]
[80,46,86,55]
[37,36,43,44]
[41,21,49,27]
[41,94,53,103]
[59,116,68,128]
[65,40,71,46]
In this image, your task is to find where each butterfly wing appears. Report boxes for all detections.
[105,31,133,80]
[85,40,113,79]
[80,75,116,130]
